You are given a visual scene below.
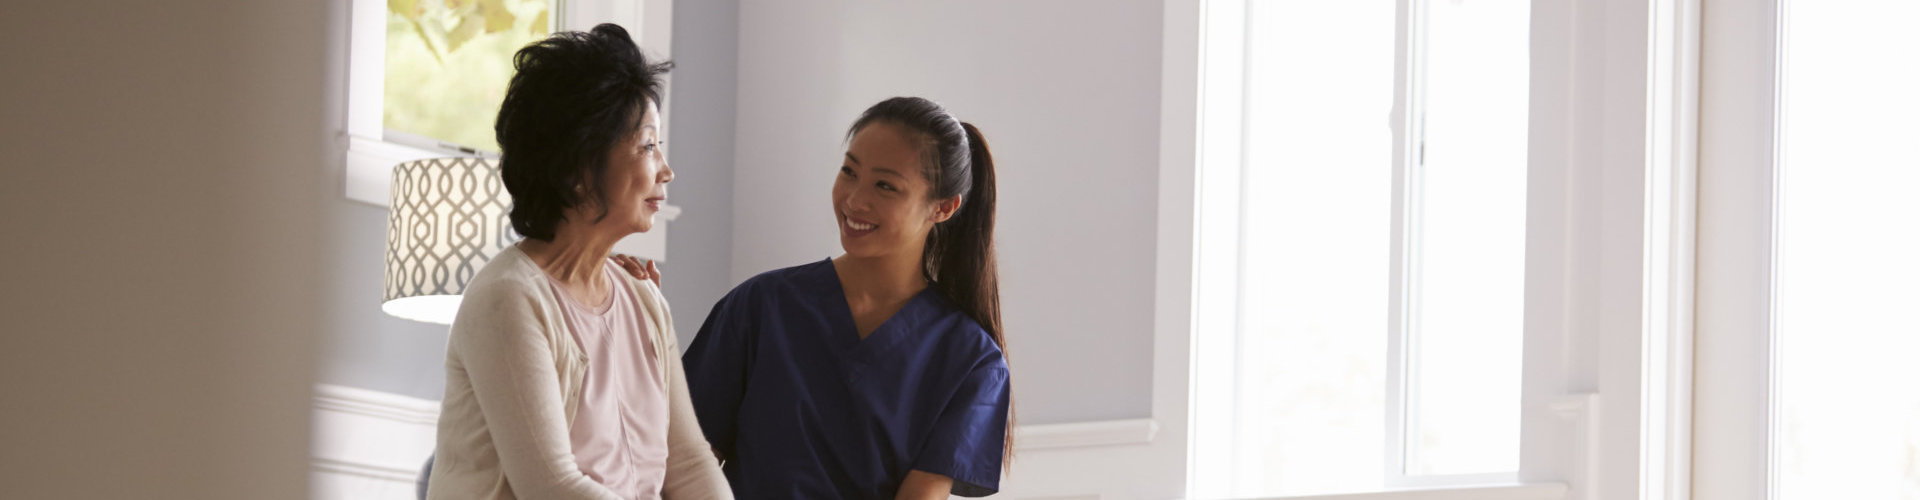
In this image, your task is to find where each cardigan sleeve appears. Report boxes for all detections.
[450,279,622,500]
[633,278,735,499]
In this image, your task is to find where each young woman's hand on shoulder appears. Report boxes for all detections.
[613,253,660,287]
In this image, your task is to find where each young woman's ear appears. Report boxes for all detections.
[930,195,963,223]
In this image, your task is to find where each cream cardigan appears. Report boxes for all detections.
[427,245,730,500]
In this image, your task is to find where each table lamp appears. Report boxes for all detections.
[381,157,516,324]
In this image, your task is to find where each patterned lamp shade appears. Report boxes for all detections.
[382,157,517,325]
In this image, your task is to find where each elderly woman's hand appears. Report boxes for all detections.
[613,254,661,287]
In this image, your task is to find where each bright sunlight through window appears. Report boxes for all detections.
[1402,0,1528,478]
[1191,1,1527,497]
[1774,1,1920,498]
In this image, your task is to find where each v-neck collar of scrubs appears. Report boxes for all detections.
[810,258,935,376]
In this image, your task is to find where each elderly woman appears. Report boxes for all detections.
[426,24,729,500]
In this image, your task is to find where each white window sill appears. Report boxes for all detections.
[343,134,450,207]
[1214,483,1568,500]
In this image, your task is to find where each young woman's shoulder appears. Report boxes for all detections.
[727,258,836,300]
[923,292,1004,362]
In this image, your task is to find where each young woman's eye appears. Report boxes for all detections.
[840,166,855,177]
[877,182,897,192]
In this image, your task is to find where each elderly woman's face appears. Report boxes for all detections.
[596,98,672,234]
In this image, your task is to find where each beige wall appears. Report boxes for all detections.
[0,1,333,498]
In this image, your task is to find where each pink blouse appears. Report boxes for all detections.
[546,262,671,499]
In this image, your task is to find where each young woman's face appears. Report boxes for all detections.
[591,99,672,234]
[833,122,959,260]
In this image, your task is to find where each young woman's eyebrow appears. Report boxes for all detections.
[845,152,902,177]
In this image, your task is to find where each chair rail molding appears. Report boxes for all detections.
[309,384,1162,499]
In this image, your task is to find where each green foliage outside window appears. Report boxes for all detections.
[386,0,552,152]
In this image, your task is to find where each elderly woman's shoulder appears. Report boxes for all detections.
[460,247,548,306]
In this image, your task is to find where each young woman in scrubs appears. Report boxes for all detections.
[679,97,1013,499]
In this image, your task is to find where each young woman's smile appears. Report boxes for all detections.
[840,214,879,237]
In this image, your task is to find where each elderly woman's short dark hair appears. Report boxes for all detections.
[495,23,672,241]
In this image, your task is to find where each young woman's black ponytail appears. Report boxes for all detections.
[935,121,1000,349]
[848,97,1013,469]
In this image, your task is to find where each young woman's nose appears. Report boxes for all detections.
[841,188,872,213]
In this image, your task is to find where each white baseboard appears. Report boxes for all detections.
[1017,418,1158,450]
[311,384,438,500]
[1242,484,1569,500]
[314,384,440,424]
[311,456,420,483]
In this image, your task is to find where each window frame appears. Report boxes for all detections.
[1693,0,1785,499]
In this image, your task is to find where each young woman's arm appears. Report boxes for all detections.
[909,357,1012,497]
[680,282,760,461]
[897,471,955,500]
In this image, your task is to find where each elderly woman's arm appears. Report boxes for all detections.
[452,283,621,500]
[660,339,734,498]
[636,278,734,499]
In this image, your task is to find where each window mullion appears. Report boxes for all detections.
[1385,0,1422,487]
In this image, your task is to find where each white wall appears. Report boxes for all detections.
[732,0,1163,426]
[0,1,330,498]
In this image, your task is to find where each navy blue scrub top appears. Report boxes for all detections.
[683,259,1011,498]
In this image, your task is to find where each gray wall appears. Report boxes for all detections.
[0,1,330,497]
[661,0,740,347]
[320,203,456,399]
[315,0,455,401]
[732,0,1163,424]
[314,0,742,400]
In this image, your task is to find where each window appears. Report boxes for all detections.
[383,0,556,154]
[1190,0,1529,496]
[344,0,672,205]
[1773,3,1920,497]
[1396,0,1529,480]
